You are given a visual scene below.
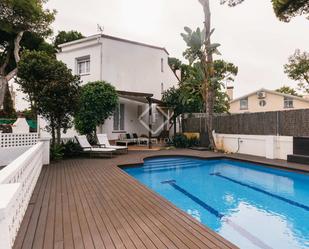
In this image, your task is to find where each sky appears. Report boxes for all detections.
[45,0,309,98]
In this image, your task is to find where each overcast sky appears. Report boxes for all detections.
[45,0,309,98]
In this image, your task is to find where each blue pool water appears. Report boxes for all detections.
[123,157,309,249]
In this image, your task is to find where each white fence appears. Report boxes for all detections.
[0,133,39,167]
[0,133,38,148]
[214,133,293,160]
[0,139,49,249]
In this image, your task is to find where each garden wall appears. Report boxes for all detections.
[182,109,309,136]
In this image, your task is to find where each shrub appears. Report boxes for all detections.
[50,144,64,161]
[74,81,118,138]
[62,140,82,158]
[173,133,200,148]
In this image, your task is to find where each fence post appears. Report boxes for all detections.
[39,137,50,165]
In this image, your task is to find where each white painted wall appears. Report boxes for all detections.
[214,133,293,160]
[54,35,178,139]
[0,140,49,249]
[57,35,178,99]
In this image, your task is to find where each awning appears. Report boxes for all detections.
[117,90,164,105]
[116,90,166,149]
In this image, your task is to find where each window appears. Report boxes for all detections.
[240,98,248,110]
[161,58,164,72]
[113,103,125,130]
[259,100,266,107]
[284,97,293,108]
[161,82,164,94]
[76,56,90,75]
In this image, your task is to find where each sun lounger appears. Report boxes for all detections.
[97,134,128,153]
[75,135,116,158]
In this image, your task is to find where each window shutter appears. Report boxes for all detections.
[113,105,119,130]
[120,104,125,130]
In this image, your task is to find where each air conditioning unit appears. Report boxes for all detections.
[257,91,267,99]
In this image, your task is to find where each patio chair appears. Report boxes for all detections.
[97,134,128,153]
[75,135,116,158]
[133,133,148,146]
[116,133,136,146]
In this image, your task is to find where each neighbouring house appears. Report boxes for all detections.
[228,87,309,113]
[54,34,178,140]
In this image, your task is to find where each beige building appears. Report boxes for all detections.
[228,88,309,113]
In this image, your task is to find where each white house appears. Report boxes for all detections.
[55,34,178,140]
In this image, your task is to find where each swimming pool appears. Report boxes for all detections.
[123,157,309,249]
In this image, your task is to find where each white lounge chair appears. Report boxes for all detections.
[97,134,128,153]
[75,135,116,158]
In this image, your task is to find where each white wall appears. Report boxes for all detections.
[0,141,48,249]
[0,146,30,167]
[214,133,293,160]
[57,35,178,99]
[54,35,178,139]
[101,37,177,99]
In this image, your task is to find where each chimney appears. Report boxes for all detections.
[227,86,234,100]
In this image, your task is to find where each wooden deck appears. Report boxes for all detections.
[13,149,308,249]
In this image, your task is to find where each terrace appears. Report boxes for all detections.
[9,148,308,249]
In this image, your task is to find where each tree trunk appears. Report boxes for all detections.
[56,126,61,145]
[199,0,216,150]
[0,76,8,108]
[0,31,24,107]
[51,119,56,148]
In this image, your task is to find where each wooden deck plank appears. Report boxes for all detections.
[71,160,146,249]
[65,160,106,249]
[75,161,168,249]
[61,162,75,249]
[69,161,116,249]
[13,150,251,249]
[32,165,55,249]
[54,163,64,249]
[93,165,202,249]
[111,167,234,249]
[105,169,217,249]
[64,161,97,249]
[15,166,52,249]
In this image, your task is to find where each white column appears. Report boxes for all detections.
[39,138,50,165]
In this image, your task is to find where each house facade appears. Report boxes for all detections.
[56,34,178,139]
[229,88,309,113]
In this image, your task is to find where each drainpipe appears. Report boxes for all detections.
[98,36,103,81]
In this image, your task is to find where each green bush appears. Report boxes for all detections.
[50,144,64,161]
[62,140,82,158]
[173,133,200,148]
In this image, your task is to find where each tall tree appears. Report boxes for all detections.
[0,0,55,108]
[181,0,241,149]
[54,30,84,50]
[272,0,309,22]
[284,49,309,93]
[276,85,302,97]
[17,50,80,146]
